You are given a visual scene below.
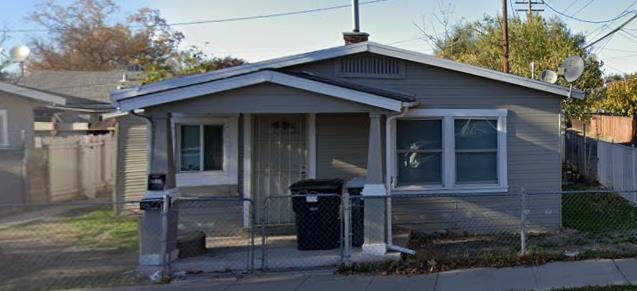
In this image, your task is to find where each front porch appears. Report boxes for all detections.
[121,70,418,273]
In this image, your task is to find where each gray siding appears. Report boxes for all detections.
[0,93,37,204]
[0,92,36,147]
[292,53,561,193]
[0,149,25,204]
[150,83,380,114]
[316,113,369,180]
[114,116,148,206]
[292,53,562,232]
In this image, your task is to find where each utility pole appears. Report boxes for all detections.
[515,0,545,16]
[502,0,509,73]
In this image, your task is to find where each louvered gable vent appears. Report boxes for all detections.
[338,55,405,79]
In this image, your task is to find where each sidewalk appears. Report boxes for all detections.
[101,258,637,291]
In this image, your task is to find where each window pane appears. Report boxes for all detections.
[455,119,497,150]
[397,120,442,150]
[203,125,224,171]
[180,125,201,171]
[456,152,497,183]
[397,153,442,185]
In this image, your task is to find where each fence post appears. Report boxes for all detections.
[630,144,637,203]
[160,194,171,280]
[519,189,527,256]
[250,199,256,273]
[342,192,351,266]
[261,198,269,270]
[583,122,588,178]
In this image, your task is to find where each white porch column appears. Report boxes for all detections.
[362,112,388,256]
[139,112,179,268]
[148,112,176,194]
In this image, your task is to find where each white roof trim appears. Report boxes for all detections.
[116,70,404,112]
[0,81,66,105]
[112,42,584,101]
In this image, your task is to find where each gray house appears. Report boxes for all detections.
[112,38,582,257]
[0,81,66,204]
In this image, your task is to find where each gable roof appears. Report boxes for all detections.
[24,70,144,104]
[116,69,416,112]
[112,41,585,102]
[0,81,66,105]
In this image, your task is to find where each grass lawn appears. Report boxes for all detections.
[0,205,147,291]
[562,187,637,233]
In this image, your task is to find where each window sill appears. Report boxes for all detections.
[390,185,509,195]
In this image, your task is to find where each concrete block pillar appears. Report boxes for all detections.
[362,112,388,256]
[139,112,179,269]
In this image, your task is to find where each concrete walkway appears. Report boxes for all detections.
[101,258,637,291]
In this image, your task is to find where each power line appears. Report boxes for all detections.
[544,0,636,24]
[1,0,389,34]
[571,0,595,16]
[584,13,637,48]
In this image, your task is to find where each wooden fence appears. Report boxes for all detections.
[30,135,116,203]
[571,115,635,144]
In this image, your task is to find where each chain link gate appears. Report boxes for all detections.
[171,197,256,274]
[261,194,343,270]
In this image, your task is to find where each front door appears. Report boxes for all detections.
[253,115,307,224]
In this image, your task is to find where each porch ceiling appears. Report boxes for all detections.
[115,70,416,113]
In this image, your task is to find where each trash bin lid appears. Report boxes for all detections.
[346,176,367,189]
[289,178,344,192]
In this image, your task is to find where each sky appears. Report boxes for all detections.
[1,0,636,75]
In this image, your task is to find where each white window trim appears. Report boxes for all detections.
[172,114,238,187]
[0,110,7,147]
[389,108,508,194]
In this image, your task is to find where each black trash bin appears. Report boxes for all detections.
[289,178,343,250]
[346,177,366,247]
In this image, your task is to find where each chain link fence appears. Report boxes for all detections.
[0,201,146,291]
[172,197,255,274]
[261,194,343,271]
[5,189,637,289]
[522,190,637,262]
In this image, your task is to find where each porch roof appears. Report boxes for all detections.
[114,69,417,112]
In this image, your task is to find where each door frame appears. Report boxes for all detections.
[241,113,316,227]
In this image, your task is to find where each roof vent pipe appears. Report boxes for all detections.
[343,0,369,45]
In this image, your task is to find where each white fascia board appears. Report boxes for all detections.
[112,43,370,101]
[117,70,403,112]
[0,82,66,105]
[367,43,584,99]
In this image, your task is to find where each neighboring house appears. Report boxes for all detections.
[22,70,144,135]
[111,35,583,256]
[0,81,66,204]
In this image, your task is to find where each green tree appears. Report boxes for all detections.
[142,46,246,83]
[598,74,637,116]
[421,15,604,120]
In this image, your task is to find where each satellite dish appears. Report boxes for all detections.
[540,70,558,84]
[559,56,585,83]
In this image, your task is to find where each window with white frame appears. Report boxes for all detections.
[179,124,224,172]
[392,109,508,192]
[173,115,239,187]
[0,109,7,146]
